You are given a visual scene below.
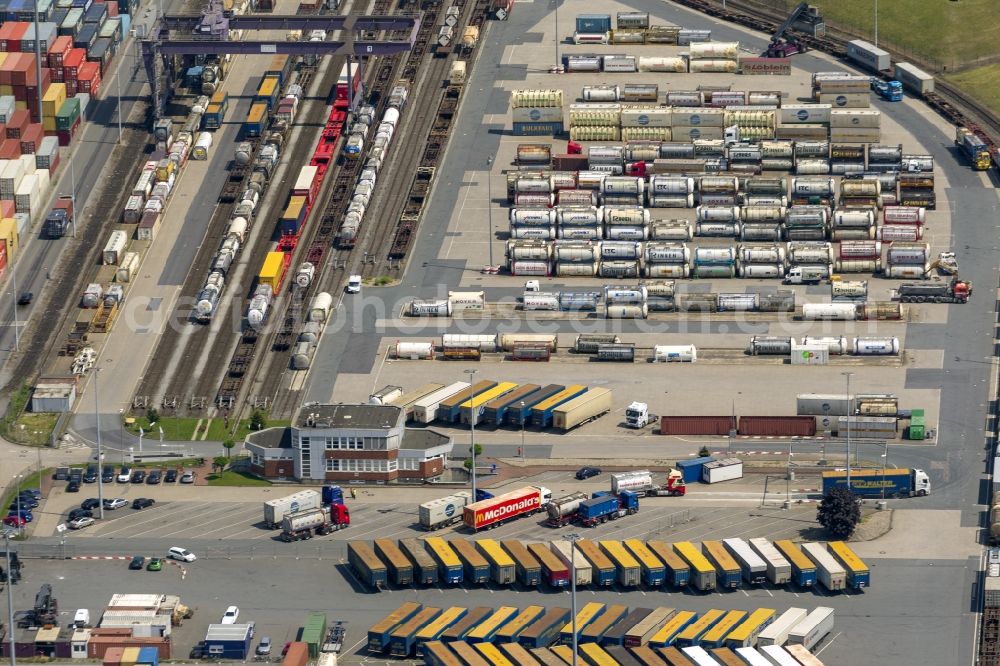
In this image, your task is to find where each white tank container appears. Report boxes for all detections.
[688,41,739,58]
[876,225,922,241]
[192,132,212,160]
[645,243,690,264]
[791,177,835,196]
[688,59,739,73]
[510,260,553,276]
[637,56,687,72]
[884,263,929,279]
[308,292,333,323]
[295,262,316,289]
[511,208,557,225]
[606,304,648,319]
[601,241,643,260]
[695,221,740,237]
[802,336,848,354]
[653,345,697,362]
[650,221,693,241]
[833,209,875,228]
[801,303,857,320]
[738,263,784,278]
[442,334,497,351]
[718,293,759,311]
[582,85,620,102]
[393,342,434,359]
[747,336,793,355]
[696,205,739,222]
[558,206,603,226]
[852,336,900,355]
[522,293,560,311]
[739,244,786,264]
[409,300,450,317]
[555,262,599,276]
[883,206,925,225]
[886,242,930,264]
[645,264,691,278]
[604,206,649,225]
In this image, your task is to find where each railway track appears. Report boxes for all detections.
[675,0,1000,159]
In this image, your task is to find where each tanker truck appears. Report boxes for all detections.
[545,492,589,527]
[893,278,972,304]
[279,504,350,542]
[610,470,686,497]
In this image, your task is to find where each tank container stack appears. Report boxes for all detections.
[604,285,647,319]
[644,241,689,278]
[686,40,739,74]
[884,241,930,279]
[511,89,564,137]
[554,240,599,277]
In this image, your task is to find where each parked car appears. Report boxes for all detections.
[67,508,93,522]
[146,470,161,484]
[180,470,196,484]
[7,511,32,523]
[132,498,155,510]
[68,516,95,530]
[222,606,240,624]
[81,498,101,510]
[128,555,146,570]
[190,643,206,659]
[131,470,146,484]
[117,467,131,483]
[11,496,38,509]
[19,489,41,501]
[102,465,115,483]
[83,465,98,483]
[103,498,128,510]
[168,547,196,562]
[69,468,83,481]
[66,480,80,493]
[2,516,26,528]
[146,558,163,572]
[164,469,178,483]
[575,466,602,480]
[17,291,32,306]
[256,637,272,656]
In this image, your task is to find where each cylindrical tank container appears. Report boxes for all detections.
[740,224,782,242]
[560,293,601,311]
[834,258,881,273]
[645,242,690,264]
[582,85,621,102]
[868,144,903,163]
[604,285,647,304]
[696,221,741,237]
[739,244,786,264]
[308,292,333,323]
[596,344,636,362]
[650,221,693,241]
[500,334,557,352]
[191,132,212,160]
[554,260,599,276]
[606,304,648,319]
[515,177,553,194]
[643,280,676,297]
[622,84,659,102]
[852,336,900,355]
[554,241,600,263]
[688,59,739,73]
[653,345,697,362]
[741,206,786,223]
[589,145,625,165]
[393,342,434,359]
[859,301,902,320]
[522,293,561,311]
[510,260,554,276]
[728,144,763,162]
[802,336,848,354]
[710,91,747,107]
[791,177,835,197]
[234,142,254,165]
[876,225,923,242]
[840,180,881,197]
[748,91,782,106]
[833,209,875,228]
[649,176,695,195]
[694,247,737,265]
[559,190,598,206]
[693,264,736,278]
[605,226,648,241]
[604,206,650,226]
[601,177,644,196]
[883,206,925,225]
[601,241,643,260]
[760,141,794,158]
[676,294,719,313]
[442,334,497,351]
[738,263,784,278]
[507,239,552,260]
[409,300,450,317]
[801,303,857,320]
[747,336,793,355]
[514,193,555,208]
[645,264,691,278]
[831,281,868,301]
[599,260,641,279]
[558,227,601,241]
[660,143,697,159]
[648,195,695,208]
[887,242,930,264]
[511,208,558,225]
[624,141,660,162]
[699,176,739,194]
[793,141,830,159]
[688,41,739,58]
[718,293,759,311]
[696,205,739,222]
[638,56,687,72]
[787,242,833,264]
[795,159,831,175]
[565,55,602,72]
[884,263,929,279]
[839,240,882,258]
[510,226,556,240]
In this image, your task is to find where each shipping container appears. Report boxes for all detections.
[630,645,669,666]
[826,541,869,589]
[624,607,677,648]
[495,605,546,643]
[482,383,541,424]
[738,416,817,437]
[475,539,516,585]
[258,251,286,296]
[388,607,442,657]
[394,383,446,419]
[498,642,542,666]
[602,608,652,646]
[460,382,519,426]
[424,537,464,585]
[672,542,715,591]
[785,607,834,651]
[519,607,571,648]
[441,607,492,642]
[449,641,491,666]
[700,611,747,649]
[400,537,439,585]
[420,492,473,531]
[646,540,691,587]
[450,539,490,585]
[659,416,735,436]
[623,539,666,587]
[552,387,613,431]
[757,608,807,648]
[701,541,741,588]
[368,602,422,652]
[473,642,516,666]
[465,606,518,643]
[772,541,816,588]
[581,604,628,644]
[722,538,767,585]
[531,647,568,666]
[501,540,542,586]
[423,641,461,666]
[374,539,413,586]
[747,538,792,585]
[600,540,642,587]
[572,539,616,587]
[528,542,571,587]
[560,602,607,645]
[647,611,698,649]
[550,540,593,587]
[678,457,716,483]
[439,380,499,422]
[799,543,846,592]
[465,486,549,531]
[674,610,726,649]
[412,382,473,424]
[348,541,387,590]
[416,608,470,643]
[579,643,622,666]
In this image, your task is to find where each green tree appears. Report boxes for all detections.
[698,445,710,458]
[223,438,236,458]
[146,407,160,425]
[817,487,862,539]
[249,410,267,431]
[212,456,229,474]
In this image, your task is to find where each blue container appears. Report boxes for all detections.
[512,121,563,137]
[118,12,131,36]
[577,495,618,521]
[322,485,344,505]
[73,21,97,49]
[575,13,611,34]
[677,456,715,483]
[82,1,105,22]
[504,385,564,426]
[137,647,159,666]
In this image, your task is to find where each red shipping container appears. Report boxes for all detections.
[47,35,73,67]
[106,2,118,16]
[5,109,28,138]
[0,139,20,159]
[63,48,85,80]
[0,243,8,281]
[11,54,37,86]
[78,62,100,96]
[19,123,42,153]
[659,415,736,436]
[50,67,64,83]
[283,643,308,666]
[64,80,77,96]
[0,22,17,53]
[0,200,13,218]
[737,416,817,437]
[0,52,23,85]
[6,23,28,53]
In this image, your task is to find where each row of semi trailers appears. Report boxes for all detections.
[369,600,835,666]
[348,537,869,592]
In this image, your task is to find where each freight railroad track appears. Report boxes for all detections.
[674,0,1000,161]
[132,55,330,414]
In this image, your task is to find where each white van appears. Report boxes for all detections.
[168,546,196,562]
[73,609,90,628]
[347,275,361,294]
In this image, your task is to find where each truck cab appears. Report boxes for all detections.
[783,266,826,285]
[871,78,903,101]
[346,275,361,293]
[625,402,650,428]
[523,280,540,293]
[912,469,931,496]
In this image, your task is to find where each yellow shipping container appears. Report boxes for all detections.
[14,100,26,111]
[120,647,141,666]
[247,102,268,124]
[42,83,67,118]
[257,76,279,100]
[0,85,12,97]
[210,89,228,105]
[42,116,57,132]
[0,54,8,70]
[0,217,19,261]
[258,251,285,293]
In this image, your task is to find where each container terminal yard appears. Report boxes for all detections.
[0,0,999,665]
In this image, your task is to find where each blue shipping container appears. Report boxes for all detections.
[512,121,563,137]
[137,647,159,666]
[322,485,344,505]
[576,13,611,34]
[677,456,715,483]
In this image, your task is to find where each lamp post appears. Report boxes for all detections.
[465,369,478,500]
[14,474,22,534]
[881,441,888,500]
[568,533,580,666]
[486,155,494,270]
[874,0,879,48]
[554,0,560,69]
[93,369,104,519]
[9,260,19,352]
[842,372,853,491]
[5,531,17,666]
[519,401,526,462]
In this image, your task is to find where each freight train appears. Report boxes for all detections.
[337,81,410,248]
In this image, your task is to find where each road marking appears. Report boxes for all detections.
[815,631,841,656]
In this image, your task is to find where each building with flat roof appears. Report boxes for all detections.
[246,404,453,483]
